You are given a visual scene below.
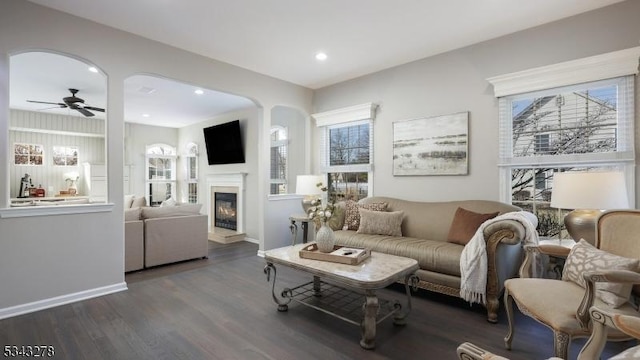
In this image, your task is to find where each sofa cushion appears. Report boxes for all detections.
[447,207,499,245]
[357,209,404,236]
[334,230,464,276]
[562,239,639,308]
[141,203,203,219]
[343,200,388,230]
[124,208,141,221]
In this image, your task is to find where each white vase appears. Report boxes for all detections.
[316,222,336,253]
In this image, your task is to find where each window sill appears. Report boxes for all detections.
[0,203,114,218]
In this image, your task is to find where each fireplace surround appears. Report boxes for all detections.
[206,173,246,243]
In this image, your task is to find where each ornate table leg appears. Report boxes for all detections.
[360,290,379,349]
[289,220,298,245]
[264,263,291,312]
[394,274,419,325]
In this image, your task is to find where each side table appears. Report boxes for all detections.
[539,238,576,279]
[289,214,311,245]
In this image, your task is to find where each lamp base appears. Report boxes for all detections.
[564,209,602,246]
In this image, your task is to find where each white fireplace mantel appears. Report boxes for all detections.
[206,173,246,234]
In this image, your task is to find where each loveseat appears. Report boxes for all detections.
[124,197,208,272]
[330,196,536,323]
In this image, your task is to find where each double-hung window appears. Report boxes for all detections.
[270,126,288,195]
[313,103,377,201]
[185,143,198,204]
[489,48,639,238]
[146,144,176,206]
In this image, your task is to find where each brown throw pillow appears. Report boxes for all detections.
[342,200,388,230]
[447,207,499,245]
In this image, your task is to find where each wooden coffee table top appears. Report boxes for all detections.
[264,243,419,289]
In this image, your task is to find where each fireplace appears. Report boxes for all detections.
[207,173,246,244]
[214,192,237,230]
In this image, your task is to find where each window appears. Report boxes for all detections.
[270,126,288,195]
[313,103,376,202]
[185,143,198,204]
[496,75,635,237]
[146,144,176,206]
[14,143,43,165]
[52,146,78,166]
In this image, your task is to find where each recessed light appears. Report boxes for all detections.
[138,86,156,94]
[194,89,204,95]
[142,113,150,118]
[315,52,328,61]
[88,66,98,73]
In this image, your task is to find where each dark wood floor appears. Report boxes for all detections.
[0,241,634,359]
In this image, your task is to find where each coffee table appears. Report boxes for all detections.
[263,244,419,349]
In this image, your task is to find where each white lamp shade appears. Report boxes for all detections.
[550,171,629,210]
[295,175,325,195]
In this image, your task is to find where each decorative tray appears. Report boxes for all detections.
[299,243,371,265]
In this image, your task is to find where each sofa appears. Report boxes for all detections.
[329,196,536,323]
[124,196,208,272]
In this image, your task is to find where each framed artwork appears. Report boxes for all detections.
[14,143,44,165]
[393,111,468,176]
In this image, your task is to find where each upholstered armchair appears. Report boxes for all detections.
[578,304,640,359]
[503,210,640,359]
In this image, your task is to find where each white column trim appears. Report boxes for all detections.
[487,46,640,97]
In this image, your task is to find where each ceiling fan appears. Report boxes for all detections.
[27,88,105,117]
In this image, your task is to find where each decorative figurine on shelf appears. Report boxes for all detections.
[64,171,79,196]
[18,173,31,198]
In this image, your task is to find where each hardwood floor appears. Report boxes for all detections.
[0,241,634,359]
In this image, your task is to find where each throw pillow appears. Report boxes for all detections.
[160,198,177,207]
[326,202,345,231]
[357,209,404,236]
[131,196,147,208]
[342,200,388,231]
[447,207,500,245]
[562,239,639,308]
[124,195,134,209]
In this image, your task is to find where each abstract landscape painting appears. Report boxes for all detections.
[393,112,468,176]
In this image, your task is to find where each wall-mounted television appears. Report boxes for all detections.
[203,120,245,165]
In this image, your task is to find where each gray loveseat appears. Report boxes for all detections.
[331,196,535,323]
[124,200,208,272]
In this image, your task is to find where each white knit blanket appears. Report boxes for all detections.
[459,211,539,305]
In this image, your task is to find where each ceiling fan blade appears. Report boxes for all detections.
[27,100,67,107]
[75,107,95,117]
[83,106,105,112]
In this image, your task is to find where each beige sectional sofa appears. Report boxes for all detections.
[331,196,536,323]
[124,197,208,272]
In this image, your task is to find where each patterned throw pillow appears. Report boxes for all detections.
[342,200,388,230]
[562,239,639,308]
[357,209,404,236]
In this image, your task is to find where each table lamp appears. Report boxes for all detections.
[550,171,629,245]
[295,175,325,213]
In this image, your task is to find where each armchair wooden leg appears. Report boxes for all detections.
[504,289,514,350]
[552,331,570,359]
[577,309,610,360]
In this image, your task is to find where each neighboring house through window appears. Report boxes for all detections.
[489,48,638,238]
[146,143,176,206]
[270,125,288,195]
[313,103,377,201]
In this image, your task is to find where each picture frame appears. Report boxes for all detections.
[393,111,469,176]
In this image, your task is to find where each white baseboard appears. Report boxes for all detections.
[244,237,259,244]
[0,282,128,320]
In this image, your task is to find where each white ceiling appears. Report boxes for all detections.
[14,0,626,128]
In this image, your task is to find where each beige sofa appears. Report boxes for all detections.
[124,198,208,271]
[331,196,535,323]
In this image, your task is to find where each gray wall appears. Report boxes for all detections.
[312,0,640,203]
[0,0,312,315]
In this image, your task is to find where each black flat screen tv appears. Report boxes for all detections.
[203,120,245,165]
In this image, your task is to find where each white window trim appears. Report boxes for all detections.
[145,144,177,204]
[487,46,640,97]
[489,49,638,208]
[312,103,377,197]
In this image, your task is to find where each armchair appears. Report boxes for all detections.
[503,210,640,359]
